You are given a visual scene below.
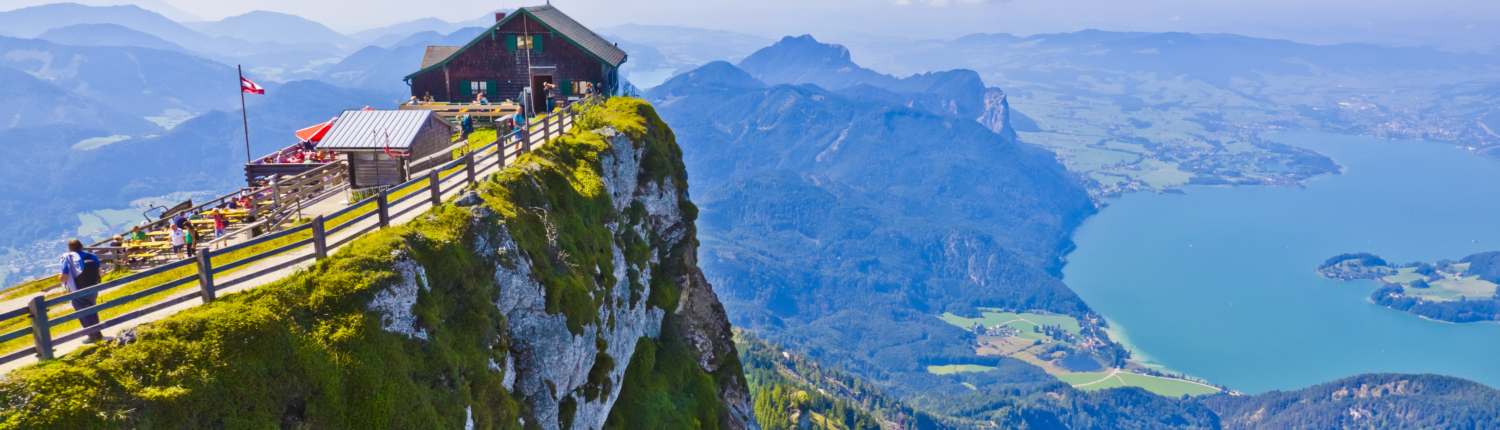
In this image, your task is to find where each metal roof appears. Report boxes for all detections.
[403,4,627,80]
[421,46,461,70]
[316,110,457,150]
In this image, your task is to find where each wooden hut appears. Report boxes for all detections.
[403,5,627,113]
[316,109,459,188]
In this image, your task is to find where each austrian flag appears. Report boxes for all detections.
[241,77,265,94]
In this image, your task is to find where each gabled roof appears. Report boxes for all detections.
[524,5,626,66]
[317,110,457,150]
[421,46,461,70]
[404,4,627,81]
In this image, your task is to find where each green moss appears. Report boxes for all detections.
[0,203,526,429]
[603,315,726,430]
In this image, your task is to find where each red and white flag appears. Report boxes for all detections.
[240,77,265,95]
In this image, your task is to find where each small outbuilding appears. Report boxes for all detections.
[403,4,627,113]
[316,109,460,188]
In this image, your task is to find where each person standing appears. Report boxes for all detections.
[169,224,186,258]
[212,209,227,241]
[185,225,199,258]
[543,82,557,112]
[58,239,104,343]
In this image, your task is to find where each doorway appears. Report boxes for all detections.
[530,75,553,114]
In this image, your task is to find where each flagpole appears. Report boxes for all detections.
[239,65,251,164]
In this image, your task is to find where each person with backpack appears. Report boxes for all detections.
[58,239,104,343]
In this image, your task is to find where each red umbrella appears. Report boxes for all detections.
[295,119,335,143]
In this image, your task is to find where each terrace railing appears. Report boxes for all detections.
[0,94,597,367]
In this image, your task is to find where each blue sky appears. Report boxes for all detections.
[3,0,1497,49]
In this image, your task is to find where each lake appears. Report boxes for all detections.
[1062,131,1500,394]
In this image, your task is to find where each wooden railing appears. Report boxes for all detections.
[0,95,596,367]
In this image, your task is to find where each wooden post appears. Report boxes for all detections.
[522,121,532,153]
[27,296,53,360]
[196,248,216,303]
[543,114,552,142]
[377,190,390,228]
[428,169,441,207]
[312,215,327,260]
[465,152,476,185]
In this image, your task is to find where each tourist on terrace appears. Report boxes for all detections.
[423,92,435,103]
[169,224,186,257]
[59,239,105,343]
[407,96,419,106]
[127,226,146,242]
[184,225,200,258]
[211,209,227,240]
[543,82,557,111]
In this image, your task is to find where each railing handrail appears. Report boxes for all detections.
[0,97,597,367]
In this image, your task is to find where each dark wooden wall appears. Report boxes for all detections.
[409,14,615,105]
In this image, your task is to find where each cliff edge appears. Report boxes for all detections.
[0,98,756,430]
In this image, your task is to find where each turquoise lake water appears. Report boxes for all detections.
[1062,131,1500,394]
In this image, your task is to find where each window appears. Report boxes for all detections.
[506,35,544,51]
[470,81,487,95]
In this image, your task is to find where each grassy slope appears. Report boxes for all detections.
[0,98,734,430]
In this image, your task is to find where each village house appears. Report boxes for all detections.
[404,5,627,113]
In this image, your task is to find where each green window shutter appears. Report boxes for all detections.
[459,80,470,96]
[486,80,497,97]
[506,35,517,50]
[559,79,570,96]
[534,35,543,52]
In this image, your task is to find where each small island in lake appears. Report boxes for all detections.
[1317,252,1500,323]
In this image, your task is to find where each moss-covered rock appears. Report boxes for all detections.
[0,98,755,430]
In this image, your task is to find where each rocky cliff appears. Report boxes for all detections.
[0,98,755,430]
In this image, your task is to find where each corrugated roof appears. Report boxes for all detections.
[317,110,457,150]
[403,4,627,80]
[523,5,626,67]
[421,46,461,70]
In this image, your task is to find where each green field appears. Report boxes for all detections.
[1383,267,1425,283]
[938,309,1082,343]
[1405,278,1498,301]
[926,364,996,375]
[1055,371,1220,396]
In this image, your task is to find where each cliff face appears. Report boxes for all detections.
[0,98,755,430]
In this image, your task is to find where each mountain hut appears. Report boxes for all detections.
[402,5,627,113]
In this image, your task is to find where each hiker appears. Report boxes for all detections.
[169,224,186,257]
[109,235,123,247]
[211,209,227,240]
[476,93,489,105]
[127,226,146,242]
[173,212,188,229]
[58,239,105,343]
[543,82,557,111]
[583,82,595,96]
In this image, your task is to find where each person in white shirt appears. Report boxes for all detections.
[169,225,187,257]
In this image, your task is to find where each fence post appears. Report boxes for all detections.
[27,296,53,361]
[428,169,441,207]
[543,114,552,142]
[522,121,532,153]
[196,248,216,303]
[312,215,327,260]
[465,152,476,185]
[377,190,390,228]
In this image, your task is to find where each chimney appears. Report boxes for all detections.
[495,12,506,22]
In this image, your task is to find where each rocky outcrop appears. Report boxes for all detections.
[978,88,1018,142]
